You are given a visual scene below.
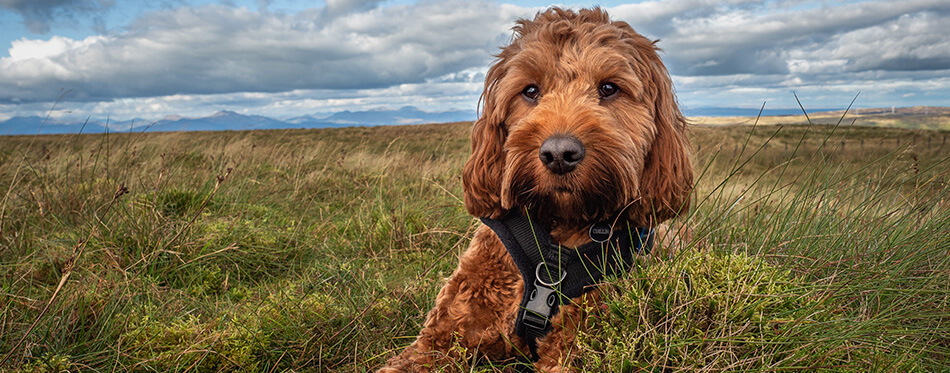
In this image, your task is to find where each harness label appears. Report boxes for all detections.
[589,222,612,243]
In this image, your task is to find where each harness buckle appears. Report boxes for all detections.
[522,283,559,332]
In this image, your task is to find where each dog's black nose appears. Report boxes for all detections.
[539,135,585,174]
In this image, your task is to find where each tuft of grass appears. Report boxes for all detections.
[578,251,829,371]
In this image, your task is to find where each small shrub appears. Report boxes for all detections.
[16,352,72,373]
[119,304,268,372]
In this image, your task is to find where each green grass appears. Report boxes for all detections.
[1,120,949,371]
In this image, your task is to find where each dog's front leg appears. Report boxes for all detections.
[380,225,527,372]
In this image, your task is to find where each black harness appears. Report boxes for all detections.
[480,210,655,360]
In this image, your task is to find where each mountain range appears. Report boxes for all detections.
[0,106,478,136]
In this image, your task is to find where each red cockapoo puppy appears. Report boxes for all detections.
[381,7,693,372]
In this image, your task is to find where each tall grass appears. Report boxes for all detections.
[0,124,472,371]
[0,119,948,371]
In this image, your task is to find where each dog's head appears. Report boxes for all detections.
[463,7,692,228]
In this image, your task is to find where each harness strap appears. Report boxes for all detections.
[481,211,654,361]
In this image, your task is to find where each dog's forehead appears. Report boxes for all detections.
[505,22,648,87]
[513,41,631,76]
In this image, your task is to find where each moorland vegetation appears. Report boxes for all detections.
[1,115,949,371]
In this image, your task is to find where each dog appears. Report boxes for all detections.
[380,7,693,372]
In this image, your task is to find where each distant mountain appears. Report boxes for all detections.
[146,111,288,132]
[0,116,111,135]
[287,106,476,127]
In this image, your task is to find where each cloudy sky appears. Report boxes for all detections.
[1,0,948,122]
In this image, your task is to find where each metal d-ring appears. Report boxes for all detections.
[535,262,567,287]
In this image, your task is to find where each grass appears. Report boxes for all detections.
[1,117,949,372]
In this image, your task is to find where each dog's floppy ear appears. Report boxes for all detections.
[627,38,694,226]
[462,58,511,219]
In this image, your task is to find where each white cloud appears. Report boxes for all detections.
[611,0,950,76]
[800,11,950,72]
[7,35,105,61]
[0,0,517,104]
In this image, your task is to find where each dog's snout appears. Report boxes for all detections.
[539,135,585,175]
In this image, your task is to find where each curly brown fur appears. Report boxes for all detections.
[380,7,692,372]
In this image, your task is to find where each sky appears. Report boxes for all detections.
[1,0,948,122]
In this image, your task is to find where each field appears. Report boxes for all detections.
[1,115,949,371]
[692,106,950,130]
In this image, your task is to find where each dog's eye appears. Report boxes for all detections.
[598,82,619,98]
[522,85,541,101]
